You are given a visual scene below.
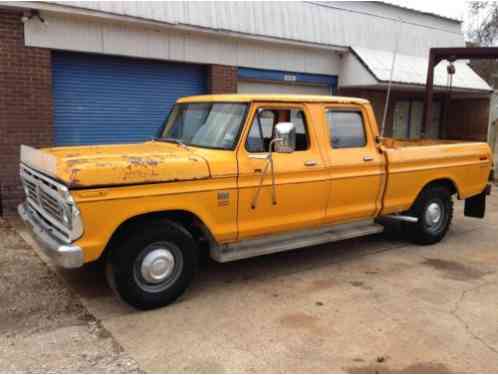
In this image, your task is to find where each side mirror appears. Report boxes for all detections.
[273,122,296,153]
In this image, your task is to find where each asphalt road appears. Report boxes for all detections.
[11,190,498,372]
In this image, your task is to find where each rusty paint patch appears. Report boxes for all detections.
[27,143,211,188]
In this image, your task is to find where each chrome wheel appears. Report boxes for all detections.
[133,242,183,293]
[424,200,445,233]
[141,249,175,283]
[425,202,442,225]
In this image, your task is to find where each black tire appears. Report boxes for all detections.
[403,185,454,245]
[106,219,198,310]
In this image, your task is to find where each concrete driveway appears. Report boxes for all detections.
[15,191,498,373]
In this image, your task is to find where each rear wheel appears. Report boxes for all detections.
[106,220,198,310]
[403,185,453,245]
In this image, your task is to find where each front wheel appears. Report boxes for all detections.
[106,220,198,310]
[403,186,454,245]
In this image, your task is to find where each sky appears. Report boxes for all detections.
[383,0,486,41]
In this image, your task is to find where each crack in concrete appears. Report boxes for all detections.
[450,281,498,356]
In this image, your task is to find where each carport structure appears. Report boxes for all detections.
[339,47,493,143]
[422,47,498,143]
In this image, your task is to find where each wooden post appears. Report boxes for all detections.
[422,50,437,138]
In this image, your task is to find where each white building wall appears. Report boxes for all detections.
[25,11,342,75]
[42,1,464,57]
[338,52,378,88]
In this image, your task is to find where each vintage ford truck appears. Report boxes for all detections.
[18,94,493,309]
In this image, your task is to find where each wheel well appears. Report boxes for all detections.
[102,210,215,261]
[403,178,458,215]
[422,178,458,196]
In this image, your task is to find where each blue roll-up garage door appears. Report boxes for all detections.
[52,52,207,146]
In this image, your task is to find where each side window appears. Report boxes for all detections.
[326,110,366,149]
[290,110,309,151]
[246,110,275,153]
[246,108,310,153]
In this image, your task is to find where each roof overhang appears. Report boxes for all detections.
[0,1,348,53]
[339,46,493,94]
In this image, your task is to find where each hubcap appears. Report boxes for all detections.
[425,202,442,226]
[140,248,175,284]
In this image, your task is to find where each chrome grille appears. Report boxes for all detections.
[24,178,38,201]
[39,189,64,219]
[20,164,71,243]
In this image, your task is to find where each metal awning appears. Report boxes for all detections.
[342,47,492,93]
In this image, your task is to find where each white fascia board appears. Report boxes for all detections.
[22,10,342,76]
[4,1,348,53]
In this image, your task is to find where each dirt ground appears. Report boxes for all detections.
[4,190,498,373]
[0,218,142,373]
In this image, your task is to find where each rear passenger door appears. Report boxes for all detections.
[323,106,384,223]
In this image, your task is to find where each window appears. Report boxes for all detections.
[326,111,366,149]
[160,102,248,150]
[246,108,310,153]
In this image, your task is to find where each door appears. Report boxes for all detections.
[52,51,207,146]
[393,100,441,139]
[237,103,329,239]
[324,106,384,223]
[393,101,410,138]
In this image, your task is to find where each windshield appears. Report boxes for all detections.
[159,102,248,150]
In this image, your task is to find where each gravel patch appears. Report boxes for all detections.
[0,218,142,373]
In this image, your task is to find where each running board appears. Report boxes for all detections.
[210,220,384,263]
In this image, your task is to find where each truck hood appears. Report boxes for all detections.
[20,141,211,188]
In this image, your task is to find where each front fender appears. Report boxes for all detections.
[72,179,237,263]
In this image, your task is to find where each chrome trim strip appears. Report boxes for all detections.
[210,220,384,263]
[382,214,419,223]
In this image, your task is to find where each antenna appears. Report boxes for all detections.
[380,18,403,137]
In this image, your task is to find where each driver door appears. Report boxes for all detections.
[236,103,329,240]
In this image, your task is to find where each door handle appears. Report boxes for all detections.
[304,160,317,167]
[363,156,374,162]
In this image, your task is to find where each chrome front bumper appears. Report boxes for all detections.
[18,203,84,268]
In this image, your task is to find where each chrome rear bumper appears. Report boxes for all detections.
[18,203,84,268]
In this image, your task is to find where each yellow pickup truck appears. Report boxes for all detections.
[18,94,493,309]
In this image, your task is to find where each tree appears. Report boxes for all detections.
[466,1,498,87]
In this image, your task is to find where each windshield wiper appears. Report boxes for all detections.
[155,137,189,150]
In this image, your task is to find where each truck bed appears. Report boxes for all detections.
[379,137,492,215]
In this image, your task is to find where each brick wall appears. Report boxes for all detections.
[0,10,53,215]
[208,64,237,94]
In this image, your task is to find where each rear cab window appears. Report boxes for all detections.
[325,110,367,149]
